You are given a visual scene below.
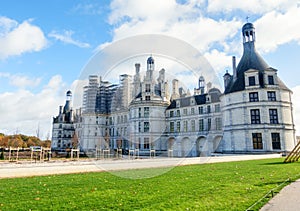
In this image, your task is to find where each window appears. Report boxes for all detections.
[249,76,256,86]
[268,75,274,85]
[177,110,180,117]
[252,133,263,149]
[170,111,174,117]
[177,122,181,132]
[199,107,203,114]
[137,138,141,149]
[207,105,211,113]
[269,109,278,124]
[191,108,195,115]
[215,104,220,112]
[145,84,151,92]
[144,107,149,118]
[145,96,151,101]
[138,122,141,132]
[144,138,150,149]
[183,108,187,115]
[138,108,141,118]
[249,92,259,102]
[199,119,204,131]
[170,122,175,132]
[144,122,150,132]
[183,121,188,132]
[267,91,276,101]
[191,120,195,132]
[250,109,260,124]
[271,133,281,150]
[215,118,222,130]
[207,118,211,131]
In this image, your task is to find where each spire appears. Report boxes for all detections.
[198,76,205,94]
[147,56,154,71]
[236,22,269,76]
[63,90,72,113]
[242,22,255,43]
[224,22,270,94]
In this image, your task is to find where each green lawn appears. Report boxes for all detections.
[0,158,300,210]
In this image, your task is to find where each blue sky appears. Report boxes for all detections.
[1,0,300,138]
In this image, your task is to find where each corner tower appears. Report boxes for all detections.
[221,22,295,154]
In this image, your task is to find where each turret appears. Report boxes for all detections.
[223,70,231,89]
[63,90,72,114]
[198,76,205,95]
[236,23,269,77]
[147,56,154,71]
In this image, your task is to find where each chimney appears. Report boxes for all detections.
[232,56,237,80]
[135,63,140,74]
[59,106,63,115]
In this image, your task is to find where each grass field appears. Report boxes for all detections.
[0,158,300,210]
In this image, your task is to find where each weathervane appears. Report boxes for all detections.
[246,16,250,23]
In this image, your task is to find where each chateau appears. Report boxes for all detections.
[51,23,296,156]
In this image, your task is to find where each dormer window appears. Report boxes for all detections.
[248,76,256,86]
[176,100,180,108]
[268,75,274,85]
[190,98,195,105]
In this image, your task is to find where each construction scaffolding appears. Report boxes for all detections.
[284,141,300,163]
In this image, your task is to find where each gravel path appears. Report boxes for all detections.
[0,154,281,179]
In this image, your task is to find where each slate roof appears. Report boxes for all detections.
[224,23,290,94]
[167,94,207,109]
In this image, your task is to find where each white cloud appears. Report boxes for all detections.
[106,0,300,63]
[207,0,296,14]
[9,74,42,88]
[108,0,241,53]
[0,75,67,139]
[204,49,232,75]
[255,6,300,53]
[0,17,48,59]
[0,16,17,35]
[49,30,91,48]
[0,72,41,89]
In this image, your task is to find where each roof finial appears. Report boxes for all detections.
[246,16,250,23]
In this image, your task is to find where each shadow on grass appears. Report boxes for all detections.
[259,160,298,165]
[254,180,291,187]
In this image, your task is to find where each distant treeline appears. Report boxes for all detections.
[0,133,51,148]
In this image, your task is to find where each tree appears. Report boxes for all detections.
[71,133,79,149]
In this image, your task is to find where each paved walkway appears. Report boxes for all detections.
[0,154,281,178]
[260,179,300,211]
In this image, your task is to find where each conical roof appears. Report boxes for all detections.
[225,23,269,94]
